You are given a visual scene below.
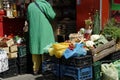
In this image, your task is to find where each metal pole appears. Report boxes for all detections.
[100,0,102,30]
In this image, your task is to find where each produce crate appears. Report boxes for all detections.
[109,50,120,60]
[0,39,14,47]
[7,52,18,59]
[42,61,54,73]
[9,45,18,53]
[0,64,18,78]
[42,71,58,80]
[63,65,93,80]
[93,61,101,80]
[91,40,116,62]
[116,41,120,51]
[8,58,17,66]
[93,45,116,62]
[52,64,64,77]
[62,54,92,67]
[42,61,64,77]
[92,39,116,62]
[62,76,75,80]
[100,50,120,61]
[91,39,116,55]
[17,56,27,64]
[43,53,61,64]
[18,63,27,74]
[17,45,27,57]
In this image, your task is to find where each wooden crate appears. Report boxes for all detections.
[91,39,116,62]
[93,45,116,62]
[116,40,120,51]
[91,39,116,55]
[7,52,18,59]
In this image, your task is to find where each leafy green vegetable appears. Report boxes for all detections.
[102,18,120,41]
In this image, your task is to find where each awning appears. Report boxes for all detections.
[111,0,120,10]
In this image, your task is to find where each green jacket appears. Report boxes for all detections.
[27,0,56,54]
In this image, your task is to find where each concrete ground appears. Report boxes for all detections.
[0,73,73,80]
[0,74,44,80]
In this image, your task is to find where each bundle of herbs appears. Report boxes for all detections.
[102,18,120,41]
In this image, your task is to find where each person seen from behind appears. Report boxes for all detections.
[27,0,56,75]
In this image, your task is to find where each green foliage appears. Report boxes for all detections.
[102,18,120,41]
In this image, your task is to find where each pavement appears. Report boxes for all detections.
[0,74,44,80]
[0,73,73,80]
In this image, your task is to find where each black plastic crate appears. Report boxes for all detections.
[50,56,61,64]
[43,54,61,64]
[18,63,27,74]
[42,71,58,80]
[8,58,17,66]
[17,56,27,64]
[43,53,52,61]
[101,50,120,61]
[62,76,75,80]
[42,61,56,73]
[62,55,92,67]
[111,50,120,60]
[42,61,64,77]
[63,65,93,80]
[0,65,18,78]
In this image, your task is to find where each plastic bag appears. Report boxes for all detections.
[101,63,119,80]
[0,49,9,73]
[113,60,120,79]
[48,42,70,58]
[63,43,87,59]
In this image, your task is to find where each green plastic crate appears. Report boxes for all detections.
[93,61,101,80]
[18,45,27,57]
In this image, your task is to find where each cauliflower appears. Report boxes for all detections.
[90,35,100,41]
[85,40,95,48]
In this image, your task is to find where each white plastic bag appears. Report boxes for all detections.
[0,49,9,73]
[101,63,119,80]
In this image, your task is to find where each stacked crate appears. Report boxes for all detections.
[61,55,92,67]
[42,52,93,80]
[61,54,93,80]
[91,39,116,62]
[17,45,27,74]
[63,65,93,80]
[42,54,62,77]
[42,61,63,77]
[102,50,120,61]
[0,38,18,78]
[93,51,120,80]
[0,58,18,78]
[0,38,18,59]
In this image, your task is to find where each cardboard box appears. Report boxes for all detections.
[0,39,14,47]
[7,52,18,59]
[0,47,9,53]
[6,39,14,47]
[9,45,18,52]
